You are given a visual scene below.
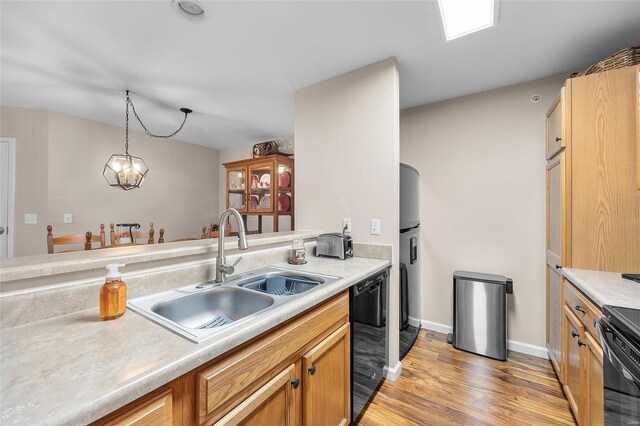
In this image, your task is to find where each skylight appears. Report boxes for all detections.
[437,0,496,41]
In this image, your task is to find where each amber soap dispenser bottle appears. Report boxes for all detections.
[100,264,127,321]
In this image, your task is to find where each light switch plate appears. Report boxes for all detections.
[63,214,73,224]
[370,219,381,235]
[24,213,37,225]
[342,218,352,234]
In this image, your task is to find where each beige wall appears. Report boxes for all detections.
[217,136,294,233]
[400,73,568,348]
[1,107,219,256]
[295,58,400,369]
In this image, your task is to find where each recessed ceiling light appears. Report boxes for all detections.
[437,0,497,41]
[172,0,206,21]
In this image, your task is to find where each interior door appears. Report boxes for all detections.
[302,323,350,426]
[546,151,565,377]
[0,138,13,259]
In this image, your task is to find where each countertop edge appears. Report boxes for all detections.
[561,268,640,310]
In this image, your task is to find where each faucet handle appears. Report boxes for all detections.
[232,257,242,267]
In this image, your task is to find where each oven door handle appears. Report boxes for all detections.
[596,319,640,388]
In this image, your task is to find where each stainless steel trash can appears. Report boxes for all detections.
[450,271,513,361]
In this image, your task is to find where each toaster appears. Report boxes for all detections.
[315,233,354,260]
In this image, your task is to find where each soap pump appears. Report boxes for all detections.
[100,264,127,321]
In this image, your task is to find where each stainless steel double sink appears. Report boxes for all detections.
[127,266,341,343]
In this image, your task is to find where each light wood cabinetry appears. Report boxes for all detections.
[584,332,604,426]
[570,65,640,271]
[223,154,294,233]
[214,363,299,426]
[562,305,584,419]
[546,65,639,425]
[302,323,350,426]
[560,281,605,426]
[94,291,350,426]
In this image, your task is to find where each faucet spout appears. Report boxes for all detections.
[215,208,249,283]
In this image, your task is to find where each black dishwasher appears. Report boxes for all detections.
[350,268,389,423]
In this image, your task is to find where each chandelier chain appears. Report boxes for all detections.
[126,91,189,140]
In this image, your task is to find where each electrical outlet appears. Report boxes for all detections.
[24,213,37,225]
[370,219,381,235]
[63,214,73,224]
[342,218,352,233]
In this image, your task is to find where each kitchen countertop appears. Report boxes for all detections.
[0,255,389,426]
[562,268,640,310]
[0,230,321,283]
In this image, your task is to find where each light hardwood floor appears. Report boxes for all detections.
[357,330,576,426]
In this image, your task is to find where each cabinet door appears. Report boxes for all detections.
[247,161,274,213]
[227,166,248,213]
[563,305,584,422]
[571,65,640,271]
[546,152,566,378]
[103,389,173,426]
[302,323,350,426]
[546,87,566,159]
[214,363,299,426]
[585,332,604,426]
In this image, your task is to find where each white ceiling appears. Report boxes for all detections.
[2,1,639,149]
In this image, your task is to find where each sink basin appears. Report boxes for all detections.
[151,287,274,329]
[240,274,322,296]
[128,266,341,343]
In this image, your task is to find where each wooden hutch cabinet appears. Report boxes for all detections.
[224,154,294,233]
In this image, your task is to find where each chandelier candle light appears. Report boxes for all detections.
[103,90,192,190]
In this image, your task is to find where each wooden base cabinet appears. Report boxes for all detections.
[94,291,350,426]
[561,281,605,426]
[302,323,350,426]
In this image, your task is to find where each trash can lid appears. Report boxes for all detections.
[453,270,512,285]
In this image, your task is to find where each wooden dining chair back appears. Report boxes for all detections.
[201,223,231,239]
[109,223,165,245]
[47,224,105,254]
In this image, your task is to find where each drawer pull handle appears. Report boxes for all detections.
[291,379,300,389]
[555,137,562,142]
[578,340,587,347]
[555,264,562,270]
[574,305,586,315]
[308,366,316,375]
[571,330,579,338]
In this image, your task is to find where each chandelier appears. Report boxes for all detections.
[103,90,192,190]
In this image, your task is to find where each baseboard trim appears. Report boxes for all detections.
[420,320,549,360]
[408,316,421,327]
[383,361,403,381]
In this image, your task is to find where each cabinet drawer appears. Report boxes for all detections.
[564,280,602,338]
[95,388,173,426]
[196,291,349,424]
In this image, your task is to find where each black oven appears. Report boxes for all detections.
[597,306,640,425]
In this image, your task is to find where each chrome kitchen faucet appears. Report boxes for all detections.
[215,208,249,283]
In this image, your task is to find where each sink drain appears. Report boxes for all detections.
[198,314,233,329]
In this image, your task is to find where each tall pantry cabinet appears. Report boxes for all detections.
[545,65,640,425]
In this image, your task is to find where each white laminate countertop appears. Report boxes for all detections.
[0,256,389,426]
[562,268,640,310]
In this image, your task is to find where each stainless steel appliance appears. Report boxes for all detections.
[451,271,513,361]
[315,233,353,260]
[351,268,389,423]
[597,305,640,424]
[400,164,421,323]
[399,163,421,359]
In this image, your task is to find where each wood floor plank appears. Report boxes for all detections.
[356,330,576,426]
